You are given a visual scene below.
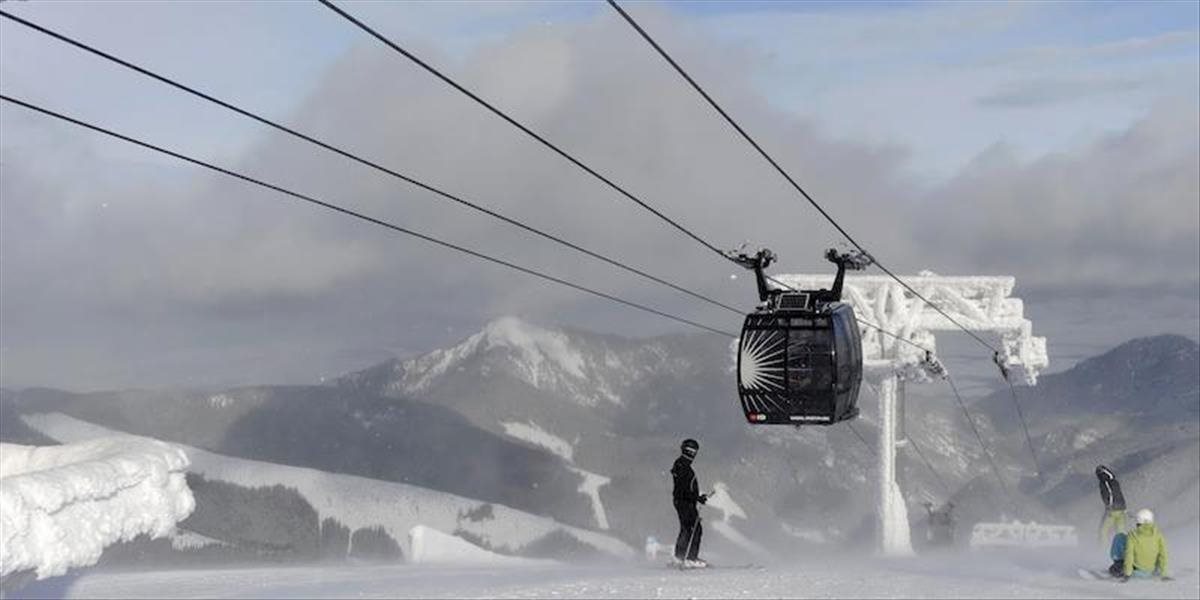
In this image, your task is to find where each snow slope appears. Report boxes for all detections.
[408,526,553,566]
[0,437,193,579]
[501,420,574,462]
[498,419,611,530]
[20,545,1199,599]
[21,413,634,561]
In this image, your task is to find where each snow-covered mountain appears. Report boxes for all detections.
[339,320,1200,549]
[335,317,1026,552]
[3,320,1196,563]
[355,317,627,408]
[338,316,743,445]
[336,317,781,554]
[984,334,1198,424]
[970,334,1200,532]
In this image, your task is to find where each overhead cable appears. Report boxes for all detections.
[945,372,1019,511]
[846,422,874,456]
[0,8,742,317]
[1004,377,1043,479]
[318,1,958,367]
[0,94,738,338]
[607,0,1045,484]
[318,0,734,262]
[605,0,1000,356]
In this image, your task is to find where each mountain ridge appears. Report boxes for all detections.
[3,319,1196,555]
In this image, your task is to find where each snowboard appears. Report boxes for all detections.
[1077,567,1187,582]
[1077,568,1115,581]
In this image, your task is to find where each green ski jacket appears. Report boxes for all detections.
[1123,523,1168,577]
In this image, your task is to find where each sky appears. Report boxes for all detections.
[0,0,1197,391]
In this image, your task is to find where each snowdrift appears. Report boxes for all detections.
[22,413,635,562]
[0,437,194,579]
[408,525,555,566]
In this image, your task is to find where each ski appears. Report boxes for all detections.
[663,561,763,571]
[708,563,765,570]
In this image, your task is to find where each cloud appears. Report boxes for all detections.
[978,30,1200,69]
[918,98,1199,289]
[976,75,1146,108]
[1,4,1196,389]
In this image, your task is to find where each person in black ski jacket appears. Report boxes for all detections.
[671,438,708,566]
[1096,465,1127,545]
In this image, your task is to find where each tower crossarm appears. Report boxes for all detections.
[773,273,1047,384]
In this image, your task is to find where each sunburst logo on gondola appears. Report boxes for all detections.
[739,330,786,392]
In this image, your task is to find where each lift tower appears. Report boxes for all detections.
[773,272,1048,555]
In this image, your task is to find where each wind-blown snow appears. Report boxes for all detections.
[22,413,634,561]
[392,317,623,406]
[399,317,586,394]
[26,545,1200,599]
[0,437,194,579]
[483,317,586,380]
[408,526,555,566]
[501,421,574,462]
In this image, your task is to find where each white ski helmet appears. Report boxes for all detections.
[1135,509,1154,525]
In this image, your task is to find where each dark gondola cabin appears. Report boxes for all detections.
[729,248,869,425]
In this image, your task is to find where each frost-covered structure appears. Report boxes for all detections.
[0,437,194,579]
[774,273,1048,384]
[772,272,1048,556]
[968,520,1079,549]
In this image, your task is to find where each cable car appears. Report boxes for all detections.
[728,247,871,426]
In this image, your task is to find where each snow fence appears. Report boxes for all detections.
[0,437,195,579]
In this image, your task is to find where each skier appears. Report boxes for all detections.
[670,438,708,568]
[1095,465,1126,545]
[1119,509,1170,581]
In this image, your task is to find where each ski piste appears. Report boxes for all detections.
[1076,567,1188,582]
[663,561,764,571]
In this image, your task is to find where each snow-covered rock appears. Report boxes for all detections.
[0,436,194,579]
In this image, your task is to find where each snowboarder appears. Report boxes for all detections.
[1095,465,1126,545]
[1119,509,1170,581]
[670,438,708,568]
[1106,531,1127,578]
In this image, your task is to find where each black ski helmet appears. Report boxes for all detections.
[681,438,699,458]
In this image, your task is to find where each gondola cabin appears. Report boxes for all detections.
[728,248,869,426]
[738,296,861,424]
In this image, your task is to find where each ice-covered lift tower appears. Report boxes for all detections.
[772,272,1048,556]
